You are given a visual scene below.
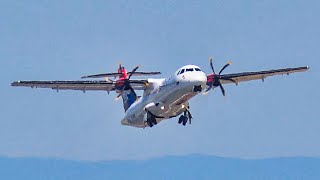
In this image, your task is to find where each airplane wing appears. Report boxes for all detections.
[220,66,309,85]
[11,80,149,93]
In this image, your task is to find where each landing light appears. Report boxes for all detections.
[181,104,185,109]
[161,106,165,110]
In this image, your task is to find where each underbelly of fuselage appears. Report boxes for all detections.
[122,81,204,128]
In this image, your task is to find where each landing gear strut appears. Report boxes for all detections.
[144,109,163,128]
[146,111,158,127]
[178,107,193,126]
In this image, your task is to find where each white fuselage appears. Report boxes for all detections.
[121,65,207,128]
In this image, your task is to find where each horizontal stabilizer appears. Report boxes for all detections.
[81,71,161,79]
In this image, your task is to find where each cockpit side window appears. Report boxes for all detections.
[195,68,202,72]
[177,70,181,75]
[180,69,185,74]
[186,68,194,72]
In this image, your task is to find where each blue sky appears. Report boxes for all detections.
[0,0,319,161]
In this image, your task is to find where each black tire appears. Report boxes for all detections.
[178,116,184,124]
[147,119,153,127]
[182,116,188,126]
[152,117,157,125]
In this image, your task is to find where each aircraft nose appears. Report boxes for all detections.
[182,72,207,84]
[198,73,208,86]
[199,72,208,83]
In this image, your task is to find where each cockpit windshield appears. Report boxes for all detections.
[178,67,202,75]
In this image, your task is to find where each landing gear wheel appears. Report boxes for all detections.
[146,112,155,128]
[151,117,157,125]
[178,107,194,126]
[182,116,188,126]
[147,120,154,127]
[178,116,184,124]
[145,109,163,128]
[178,115,188,126]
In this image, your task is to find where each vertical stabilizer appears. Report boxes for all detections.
[122,90,138,112]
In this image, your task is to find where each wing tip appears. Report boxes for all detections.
[294,66,309,72]
[11,81,20,86]
[300,66,310,72]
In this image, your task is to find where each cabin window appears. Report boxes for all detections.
[186,68,194,72]
[180,69,185,74]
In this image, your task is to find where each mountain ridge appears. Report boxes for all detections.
[1,155,320,180]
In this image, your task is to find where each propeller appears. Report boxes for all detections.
[206,57,237,96]
[115,65,140,99]
[128,65,140,79]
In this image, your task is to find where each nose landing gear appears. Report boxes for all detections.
[193,85,203,93]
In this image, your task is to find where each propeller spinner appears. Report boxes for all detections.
[206,58,237,96]
[115,64,140,99]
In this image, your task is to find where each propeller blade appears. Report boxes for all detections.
[129,85,136,96]
[219,61,232,75]
[115,85,126,100]
[205,83,213,92]
[124,79,135,92]
[116,93,122,99]
[209,57,216,74]
[128,65,140,79]
[205,58,234,97]
[218,82,226,96]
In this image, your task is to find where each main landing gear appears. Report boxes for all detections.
[145,109,164,128]
[146,111,158,127]
[178,108,193,126]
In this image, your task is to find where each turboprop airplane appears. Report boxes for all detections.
[11,59,309,128]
